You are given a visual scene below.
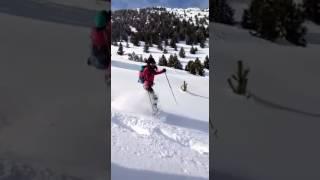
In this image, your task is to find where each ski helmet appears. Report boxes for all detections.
[146,57,156,65]
[95,10,107,28]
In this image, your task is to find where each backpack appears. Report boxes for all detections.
[138,65,146,83]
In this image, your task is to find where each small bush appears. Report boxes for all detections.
[181,81,188,91]
[227,60,250,95]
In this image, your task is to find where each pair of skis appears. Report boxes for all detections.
[147,72,177,116]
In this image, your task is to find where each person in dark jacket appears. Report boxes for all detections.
[88,10,110,70]
[141,56,166,105]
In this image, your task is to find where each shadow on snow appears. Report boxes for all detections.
[162,112,208,134]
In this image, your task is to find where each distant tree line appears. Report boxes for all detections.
[111,7,209,48]
[211,0,320,47]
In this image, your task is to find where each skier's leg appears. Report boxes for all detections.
[148,88,155,102]
[153,91,158,102]
[144,85,158,114]
[105,59,111,84]
[151,90,159,105]
[149,88,159,113]
[147,87,158,103]
[151,92,159,115]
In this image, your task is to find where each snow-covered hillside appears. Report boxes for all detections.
[114,41,209,69]
[166,8,209,27]
[144,7,209,27]
[213,1,320,179]
[111,7,209,180]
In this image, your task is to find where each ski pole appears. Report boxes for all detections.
[165,72,178,104]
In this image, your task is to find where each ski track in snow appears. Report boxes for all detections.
[111,108,209,178]
[111,109,208,155]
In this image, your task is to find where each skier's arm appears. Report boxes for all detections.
[154,68,166,75]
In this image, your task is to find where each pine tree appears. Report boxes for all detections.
[139,55,143,62]
[190,45,196,54]
[194,58,205,76]
[200,40,206,48]
[197,30,206,46]
[179,47,186,58]
[204,55,209,69]
[148,54,154,62]
[144,43,150,53]
[185,60,197,75]
[284,3,307,46]
[158,55,168,66]
[212,0,235,25]
[185,34,193,45]
[117,43,124,55]
[170,39,177,49]
[185,60,193,72]
[304,0,320,24]
[241,0,277,40]
[243,0,307,46]
[131,33,140,46]
[241,9,254,29]
[129,51,140,61]
[173,54,183,69]
[167,55,175,67]
[157,41,163,51]
[163,48,168,54]
[128,51,136,61]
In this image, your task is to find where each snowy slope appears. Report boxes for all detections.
[166,8,209,27]
[0,12,106,180]
[111,8,209,180]
[212,2,320,179]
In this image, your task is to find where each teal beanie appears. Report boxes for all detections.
[95,10,107,28]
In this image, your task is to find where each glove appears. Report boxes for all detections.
[162,68,166,73]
